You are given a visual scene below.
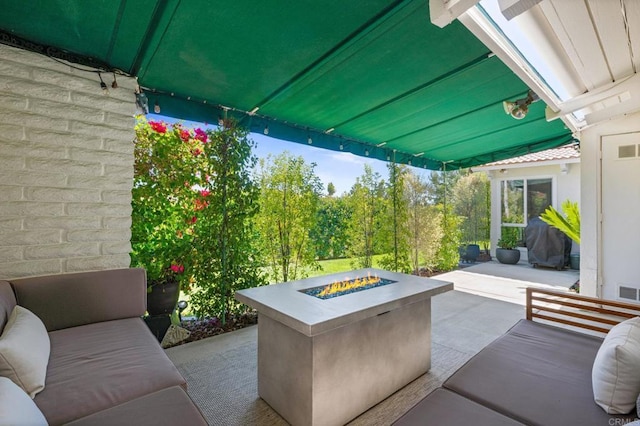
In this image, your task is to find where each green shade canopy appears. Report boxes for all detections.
[0,0,573,170]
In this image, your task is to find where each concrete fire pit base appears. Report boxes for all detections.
[236,268,452,426]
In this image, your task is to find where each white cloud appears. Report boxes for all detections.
[328,151,368,165]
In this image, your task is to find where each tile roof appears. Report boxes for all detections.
[482,144,580,166]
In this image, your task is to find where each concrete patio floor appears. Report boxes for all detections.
[440,259,580,305]
[167,260,580,424]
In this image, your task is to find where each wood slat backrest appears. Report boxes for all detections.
[526,288,640,335]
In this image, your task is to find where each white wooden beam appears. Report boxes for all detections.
[429,0,481,28]
[545,73,640,123]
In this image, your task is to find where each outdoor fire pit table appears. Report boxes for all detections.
[235,268,452,426]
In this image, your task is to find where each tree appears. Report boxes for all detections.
[379,163,411,273]
[327,182,336,197]
[405,171,441,273]
[426,169,461,206]
[452,171,490,244]
[347,165,385,268]
[310,195,351,260]
[188,120,266,321]
[256,152,323,282]
[436,203,463,271]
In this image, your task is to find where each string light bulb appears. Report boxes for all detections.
[308,136,313,145]
[339,143,344,151]
[365,149,369,156]
[263,125,269,135]
[153,101,161,114]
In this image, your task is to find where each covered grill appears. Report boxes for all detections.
[525,217,571,270]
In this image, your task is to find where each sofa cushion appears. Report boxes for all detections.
[34,317,186,425]
[10,268,147,332]
[592,316,640,414]
[443,319,635,426]
[0,376,48,426]
[393,388,524,426]
[0,305,50,398]
[65,386,207,426]
[0,280,17,332]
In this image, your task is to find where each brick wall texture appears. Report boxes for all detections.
[0,44,136,278]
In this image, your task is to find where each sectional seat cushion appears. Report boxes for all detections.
[0,377,48,426]
[443,319,635,426]
[34,317,186,425]
[66,386,208,426]
[592,316,640,414]
[0,305,50,398]
[393,388,524,426]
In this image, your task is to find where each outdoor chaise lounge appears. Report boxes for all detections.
[395,288,640,426]
[0,268,207,425]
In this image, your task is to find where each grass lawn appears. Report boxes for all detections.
[308,255,385,278]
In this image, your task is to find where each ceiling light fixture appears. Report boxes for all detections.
[503,90,539,120]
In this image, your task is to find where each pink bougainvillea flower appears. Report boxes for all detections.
[200,190,211,197]
[170,264,184,274]
[194,128,208,143]
[179,129,190,142]
[193,148,203,156]
[149,121,167,133]
[194,199,209,211]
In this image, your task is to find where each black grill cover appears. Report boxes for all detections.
[525,217,572,269]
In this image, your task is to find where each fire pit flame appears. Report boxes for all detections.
[319,272,380,298]
[301,272,397,300]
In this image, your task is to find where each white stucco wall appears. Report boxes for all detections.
[483,161,580,260]
[0,44,136,278]
[580,110,640,298]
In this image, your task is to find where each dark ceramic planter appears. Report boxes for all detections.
[496,248,521,265]
[147,280,180,316]
[459,244,481,263]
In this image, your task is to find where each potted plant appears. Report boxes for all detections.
[540,200,580,269]
[496,228,521,264]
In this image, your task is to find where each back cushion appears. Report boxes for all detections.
[0,281,17,333]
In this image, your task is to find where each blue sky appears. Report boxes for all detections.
[148,114,428,195]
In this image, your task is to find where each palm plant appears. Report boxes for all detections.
[540,200,580,244]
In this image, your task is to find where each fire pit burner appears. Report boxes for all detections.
[300,275,397,299]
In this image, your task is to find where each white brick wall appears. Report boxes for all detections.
[0,44,136,278]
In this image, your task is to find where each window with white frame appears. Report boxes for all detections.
[501,178,553,240]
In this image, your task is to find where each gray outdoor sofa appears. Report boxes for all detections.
[0,268,207,426]
[395,288,640,426]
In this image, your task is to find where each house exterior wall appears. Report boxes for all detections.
[0,44,136,279]
[580,110,640,298]
[484,162,580,261]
